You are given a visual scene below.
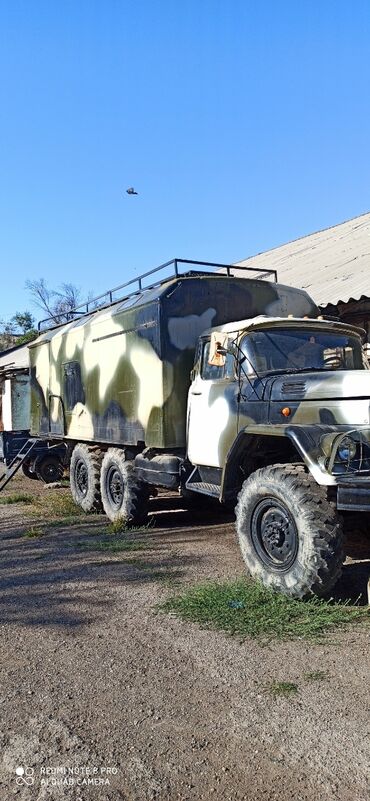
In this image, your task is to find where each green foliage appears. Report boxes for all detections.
[108,517,130,534]
[32,492,83,519]
[107,517,154,535]
[0,309,36,351]
[0,493,34,505]
[16,329,38,345]
[267,681,299,698]
[304,670,329,682]
[160,578,369,641]
[11,311,35,333]
[22,526,44,538]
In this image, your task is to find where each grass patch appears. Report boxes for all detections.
[267,681,299,699]
[31,492,84,520]
[75,536,148,553]
[107,517,154,535]
[304,670,329,682]
[22,526,44,538]
[0,493,34,505]
[160,578,369,641]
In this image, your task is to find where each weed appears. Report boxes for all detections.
[0,493,34,505]
[108,518,129,535]
[23,526,44,538]
[32,492,83,520]
[107,517,154,535]
[267,681,299,699]
[160,578,369,641]
[304,670,329,682]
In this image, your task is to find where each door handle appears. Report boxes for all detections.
[191,391,202,396]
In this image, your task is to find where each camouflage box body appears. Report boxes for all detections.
[29,274,318,449]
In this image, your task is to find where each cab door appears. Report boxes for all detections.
[187,338,238,467]
[236,333,269,432]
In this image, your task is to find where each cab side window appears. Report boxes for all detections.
[200,341,234,380]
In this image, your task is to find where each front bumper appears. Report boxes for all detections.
[337,475,370,511]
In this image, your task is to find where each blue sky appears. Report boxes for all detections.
[1,0,370,322]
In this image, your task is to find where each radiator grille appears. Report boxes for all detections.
[281,381,307,398]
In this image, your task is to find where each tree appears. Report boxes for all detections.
[0,310,37,351]
[11,311,35,333]
[26,279,83,324]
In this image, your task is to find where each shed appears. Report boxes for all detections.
[0,343,30,432]
[233,211,370,340]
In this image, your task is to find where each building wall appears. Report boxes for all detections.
[323,298,370,343]
[0,374,30,432]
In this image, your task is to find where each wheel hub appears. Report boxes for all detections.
[107,466,124,510]
[251,499,298,571]
[261,510,289,549]
[75,460,88,497]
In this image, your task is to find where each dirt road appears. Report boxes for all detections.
[0,475,369,801]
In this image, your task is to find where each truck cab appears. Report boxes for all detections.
[182,315,370,598]
[187,315,370,486]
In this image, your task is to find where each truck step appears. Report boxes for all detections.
[184,481,220,498]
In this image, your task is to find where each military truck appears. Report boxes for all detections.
[29,259,370,598]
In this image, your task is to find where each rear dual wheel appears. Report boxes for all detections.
[69,444,149,524]
[70,444,103,512]
[100,448,149,524]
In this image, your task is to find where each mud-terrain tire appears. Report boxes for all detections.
[35,454,64,484]
[22,462,38,480]
[235,464,344,599]
[100,448,149,524]
[70,444,103,512]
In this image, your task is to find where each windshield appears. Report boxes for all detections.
[239,328,365,375]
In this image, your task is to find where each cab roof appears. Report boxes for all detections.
[202,315,366,340]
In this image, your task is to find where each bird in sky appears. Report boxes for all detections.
[126,187,138,195]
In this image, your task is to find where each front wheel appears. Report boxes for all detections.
[235,464,344,599]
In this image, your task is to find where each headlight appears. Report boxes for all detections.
[337,437,357,462]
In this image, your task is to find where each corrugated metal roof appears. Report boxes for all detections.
[234,211,370,307]
[0,343,29,372]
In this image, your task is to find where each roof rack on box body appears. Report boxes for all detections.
[37,258,278,332]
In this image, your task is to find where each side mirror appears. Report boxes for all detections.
[208,331,229,367]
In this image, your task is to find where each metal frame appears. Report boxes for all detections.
[37,258,278,332]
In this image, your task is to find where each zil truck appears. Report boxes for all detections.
[25,259,370,598]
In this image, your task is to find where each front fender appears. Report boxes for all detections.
[221,424,357,498]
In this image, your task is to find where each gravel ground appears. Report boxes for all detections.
[0,474,370,801]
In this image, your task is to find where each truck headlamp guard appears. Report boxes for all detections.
[323,429,370,475]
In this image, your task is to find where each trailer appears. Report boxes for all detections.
[0,342,67,487]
